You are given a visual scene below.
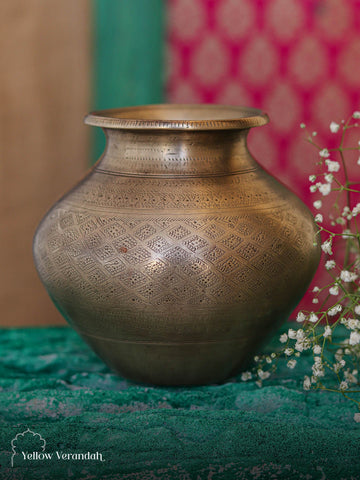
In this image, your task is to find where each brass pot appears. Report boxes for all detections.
[33,104,320,386]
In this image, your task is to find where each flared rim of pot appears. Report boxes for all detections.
[84,104,269,130]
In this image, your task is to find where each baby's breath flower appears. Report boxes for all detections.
[309,175,316,182]
[345,369,358,384]
[328,304,342,316]
[284,348,293,356]
[309,313,319,323]
[325,260,336,270]
[324,173,333,183]
[312,286,320,293]
[295,338,311,352]
[321,239,333,255]
[325,159,340,172]
[352,204,360,216]
[357,156,360,166]
[287,359,297,369]
[337,357,345,366]
[330,121,340,133]
[343,206,350,214]
[335,349,343,361]
[313,200,322,209]
[323,325,332,338]
[349,331,360,345]
[353,111,360,119]
[340,380,348,390]
[258,369,270,380]
[312,359,325,377]
[296,329,305,339]
[354,305,360,315]
[300,122,306,128]
[310,185,317,193]
[348,319,360,330]
[333,363,341,373]
[354,413,360,423]
[329,285,339,295]
[288,328,297,339]
[313,345,322,354]
[296,312,306,323]
[241,371,252,381]
[312,298,319,304]
[319,148,330,158]
[340,270,358,283]
[280,333,288,343]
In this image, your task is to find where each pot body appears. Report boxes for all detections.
[33,105,320,385]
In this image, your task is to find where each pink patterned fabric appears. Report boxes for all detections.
[166,0,360,312]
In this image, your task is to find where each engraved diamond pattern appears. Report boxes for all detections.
[167,225,191,240]
[38,207,316,310]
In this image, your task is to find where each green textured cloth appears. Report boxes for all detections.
[1,324,359,480]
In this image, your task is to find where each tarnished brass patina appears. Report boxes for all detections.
[33,104,320,385]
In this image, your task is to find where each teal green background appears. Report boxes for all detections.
[91,0,165,163]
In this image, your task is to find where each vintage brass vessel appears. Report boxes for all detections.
[33,104,320,385]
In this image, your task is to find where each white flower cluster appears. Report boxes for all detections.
[319,148,330,158]
[323,325,332,338]
[329,285,339,296]
[340,270,358,283]
[349,331,360,345]
[241,371,252,381]
[312,356,325,378]
[325,260,336,270]
[328,304,342,316]
[325,159,340,172]
[330,121,340,133]
[321,239,333,255]
[250,117,360,420]
[342,206,353,221]
[352,204,360,217]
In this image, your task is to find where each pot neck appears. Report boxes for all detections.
[95,128,258,177]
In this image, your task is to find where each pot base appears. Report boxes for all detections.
[81,332,253,386]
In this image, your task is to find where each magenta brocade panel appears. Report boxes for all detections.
[166,0,360,196]
[166,0,360,312]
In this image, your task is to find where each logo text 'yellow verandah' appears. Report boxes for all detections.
[21,451,105,462]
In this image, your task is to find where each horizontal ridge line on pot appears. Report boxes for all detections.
[94,166,259,179]
[84,104,269,131]
[60,199,290,214]
[77,331,258,345]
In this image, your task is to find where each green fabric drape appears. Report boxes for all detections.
[91,0,165,162]
[1,323,360,479]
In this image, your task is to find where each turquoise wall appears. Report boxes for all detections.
[91,0,165,162]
